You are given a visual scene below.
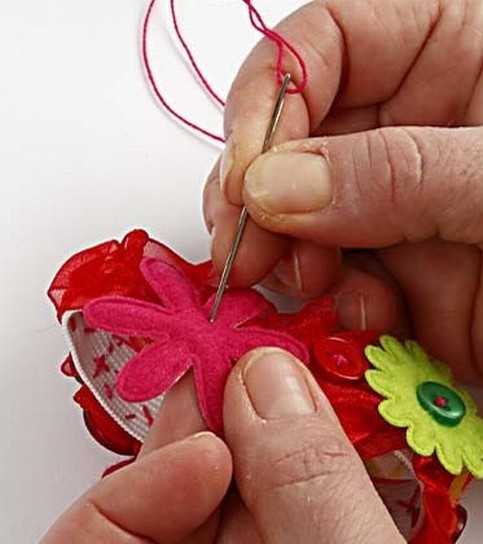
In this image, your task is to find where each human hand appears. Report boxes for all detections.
[42,348,404,543]
[204,0,483,383]
[143,348,403,543]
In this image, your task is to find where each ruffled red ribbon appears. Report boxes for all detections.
[49,230,469,543]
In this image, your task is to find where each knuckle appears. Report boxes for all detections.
[359,128,436,241]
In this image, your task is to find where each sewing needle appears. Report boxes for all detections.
[209,73,292,323]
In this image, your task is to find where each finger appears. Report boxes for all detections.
[140,372,206,456]
[379,239,482,381]
[216,492,263,544]
[330,264,401,333]
[42,433,232,544]
[222,0,439,203]
[381,0,483,127]
[140,375,223,544]
[242,126,483,247]
[262,240,341,299]
[313,105,381,136]
[223,348,403,544]
[203,157,287,286]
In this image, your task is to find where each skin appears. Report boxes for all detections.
[45,0,483,541]
[205,0,483,383]
[43,350,405,543]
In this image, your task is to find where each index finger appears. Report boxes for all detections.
[222,0,440,204]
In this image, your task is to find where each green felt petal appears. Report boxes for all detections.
[379,398,414,427]
[462,446,483,479]
[430,360,453,382]
[365,369,395,396]
[404,339,429,361]
[406,420,435,457]
[458,387,478,415]
[435,433,464,475]
[457,418,483,478]
[364,345,394,373]
[380,336,412,366]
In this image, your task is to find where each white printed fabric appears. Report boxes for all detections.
[63,311,164,442]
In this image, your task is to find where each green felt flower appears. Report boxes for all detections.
[365,336,483,478]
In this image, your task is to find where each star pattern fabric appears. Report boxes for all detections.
[84,258,308,432]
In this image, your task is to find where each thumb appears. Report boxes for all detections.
[223,348,403,544]
[242,126,483,248]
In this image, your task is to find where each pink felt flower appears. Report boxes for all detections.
[84,258,308,432]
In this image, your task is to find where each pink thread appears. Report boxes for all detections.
[142,0,308,142]
[169,0,225,108]
[142,0,224,142]
[242,0,308,94]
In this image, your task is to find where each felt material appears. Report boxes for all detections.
[365,336,483,478]
[84,258,308,433]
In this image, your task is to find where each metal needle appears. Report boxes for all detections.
[209,73,292,323]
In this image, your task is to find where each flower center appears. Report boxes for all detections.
[416,381,466,427]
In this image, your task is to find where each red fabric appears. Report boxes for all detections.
[412,456,471,543]
[48,230,218,320]
[49,231,471,543]
[74,387,141,456]
[84,258,308,433]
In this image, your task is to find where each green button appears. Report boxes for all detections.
[416,381,466,427]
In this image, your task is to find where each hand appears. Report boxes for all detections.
[204,0,483,383]
[41,427,232,542]
[42,348,404,543]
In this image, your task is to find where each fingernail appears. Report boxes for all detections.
[186,431,216,443]
[335,291,367,330]
[220,136,236,192]
[272,247,303,293]
[243,349,315,419]
[244,151,332,214]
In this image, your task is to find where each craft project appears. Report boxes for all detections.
[47,2,482,542]
[49,230,481,544]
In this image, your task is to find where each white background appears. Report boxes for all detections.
[1,1,481,542]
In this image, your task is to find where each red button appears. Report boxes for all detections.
[313,335,369,383]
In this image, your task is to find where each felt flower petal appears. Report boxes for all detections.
[116,341,192,402]
[140,258,200,310]
[378,398,412,427]
[365,370,395,398]
[206,290,269,327]
[192,349,233,433]
[435,433,464,476]
[406,420,435,457]
[462,444,483,478]
[84,296,170,339]
[229,327,309,364]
